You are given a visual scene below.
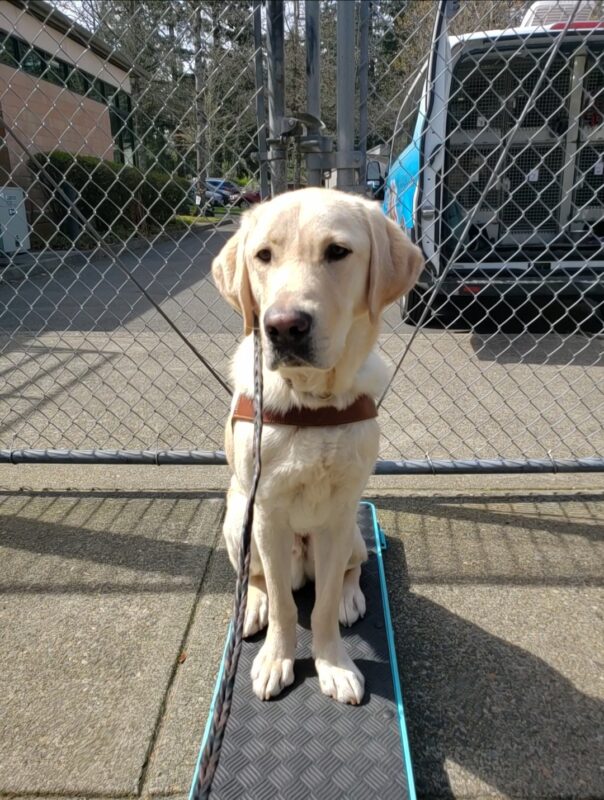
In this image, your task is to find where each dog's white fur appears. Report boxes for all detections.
[212,188,423,705]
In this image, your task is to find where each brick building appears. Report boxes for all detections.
[0,0,137,240]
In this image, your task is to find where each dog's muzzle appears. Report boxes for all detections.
[263,306,314,367]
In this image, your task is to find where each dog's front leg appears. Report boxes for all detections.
[250,504,297,700]
[311,508,365,705]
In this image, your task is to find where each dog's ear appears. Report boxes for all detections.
[365,205,424,324]
[211,218,256,335]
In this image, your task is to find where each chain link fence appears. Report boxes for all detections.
[0,0,602,472]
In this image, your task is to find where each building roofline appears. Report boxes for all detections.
[6,0,147,77]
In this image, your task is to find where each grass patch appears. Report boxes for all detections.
[215,206,243,217]
[176,214,219,225]
[176,207,243,226]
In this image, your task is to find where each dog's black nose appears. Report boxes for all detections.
[264,307,313,347]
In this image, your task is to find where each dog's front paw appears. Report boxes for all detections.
[243,582,268,638]
[316,656,365,705]
[251,642,295,700]
[339,579,366,627]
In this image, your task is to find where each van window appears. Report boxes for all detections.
[392,60,427,156]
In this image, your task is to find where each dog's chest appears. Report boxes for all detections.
[233,419,379,530]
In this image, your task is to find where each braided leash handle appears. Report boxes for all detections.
[193,324,264,799]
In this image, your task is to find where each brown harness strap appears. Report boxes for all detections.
[231,393,378,428]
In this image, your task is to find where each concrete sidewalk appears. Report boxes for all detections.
[0,469,602,799]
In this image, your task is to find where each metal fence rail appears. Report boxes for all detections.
[0,0,602,473]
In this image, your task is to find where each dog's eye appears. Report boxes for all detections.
[256,248,272,263]
[325,244,351,262]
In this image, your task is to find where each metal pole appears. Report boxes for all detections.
[2,449,604,474]
[266,0,287,196]
[253,1,270,200]
[358,0,369,190]
[336,0,356,191]
[305,0,322,187]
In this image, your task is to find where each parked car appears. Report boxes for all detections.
[205,178,261,208]
[189,180,228,210]
[382,0,604,324]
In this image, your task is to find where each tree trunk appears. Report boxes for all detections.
[207,2,222,176]
[192,5,207,195]
[292,0,301,188]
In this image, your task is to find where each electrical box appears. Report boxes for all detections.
[0,187,30,253]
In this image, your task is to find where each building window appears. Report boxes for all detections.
[0,29,137,166]
[65,65,89,95]
[45,55,67,86]
[0,31,18,67]
[89,77,106,104]
[110,92,135,165]
[0,30,130,110]
[20,46,45,78]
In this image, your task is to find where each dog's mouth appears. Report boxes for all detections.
[263,328,340,373]
[266,343,316,370]
[262,305,322,371]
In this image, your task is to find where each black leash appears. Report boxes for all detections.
[192,322,264,799]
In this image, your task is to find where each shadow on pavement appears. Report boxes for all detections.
[370,494,604,799]
[0,489,225,594]
[470,330,604,367]
[0,228,232,334]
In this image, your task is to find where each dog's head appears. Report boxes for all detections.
[212,188,423,372]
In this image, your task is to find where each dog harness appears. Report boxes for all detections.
[231,393,377,427]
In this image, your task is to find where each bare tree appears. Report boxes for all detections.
[191,2,207,191]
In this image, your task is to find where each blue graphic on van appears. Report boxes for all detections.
[382,116,423,236]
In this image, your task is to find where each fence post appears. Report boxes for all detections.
[253,1,270,200]
[336,0,357,191]
[266,0,287,196]
[305,0,322,187]
[358,0,369,189]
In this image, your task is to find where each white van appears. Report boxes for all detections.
[381,1,604,323]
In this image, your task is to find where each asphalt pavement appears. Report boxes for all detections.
[0,224,602,462]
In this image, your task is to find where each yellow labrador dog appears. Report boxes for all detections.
[212,188,422,705]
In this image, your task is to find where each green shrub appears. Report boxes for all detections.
[140,169,190,225]
[234,175,258,188]
[29,151,189,240]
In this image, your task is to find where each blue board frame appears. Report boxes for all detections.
[189,501,416,800]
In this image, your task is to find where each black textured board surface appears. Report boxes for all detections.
[209,504,409,800]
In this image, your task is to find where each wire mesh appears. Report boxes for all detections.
[0,0,602,470]
[375,0,604,465]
